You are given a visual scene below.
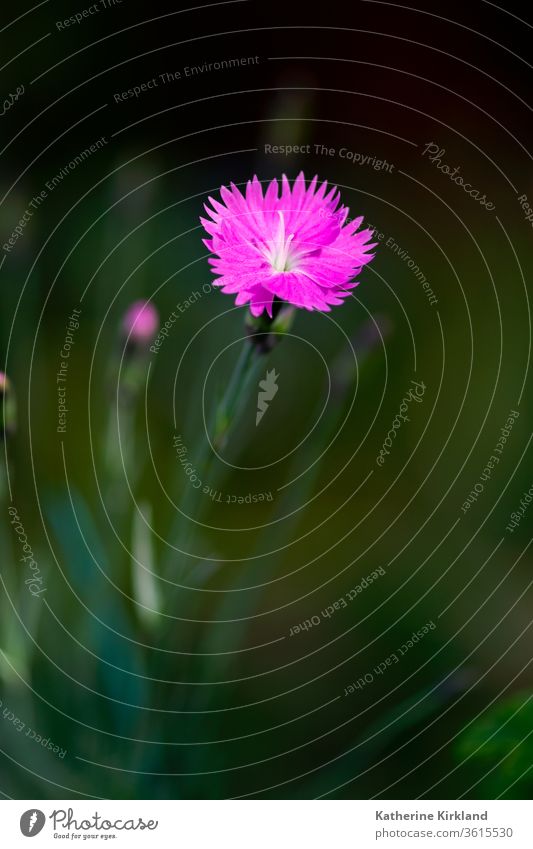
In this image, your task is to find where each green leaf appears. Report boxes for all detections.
[46,491,146,735]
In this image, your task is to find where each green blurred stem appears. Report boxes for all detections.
[103,352,147,504]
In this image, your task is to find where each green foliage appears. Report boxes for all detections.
[456,693,533,798]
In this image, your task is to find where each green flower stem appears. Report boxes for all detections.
[164,339,264,578]
[161,304,297,624]
[186,316,391,698]
[156,337,268,662]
